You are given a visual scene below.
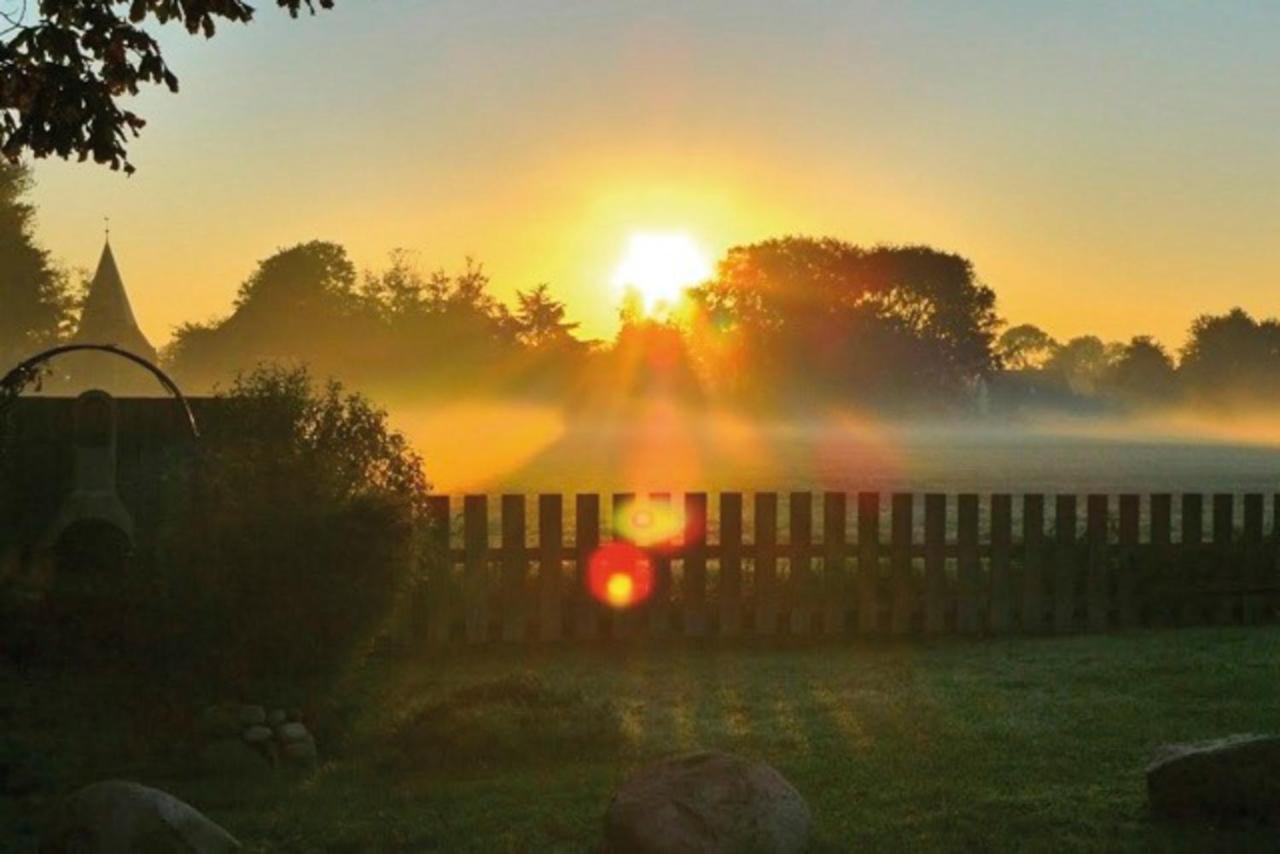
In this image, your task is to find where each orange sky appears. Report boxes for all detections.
[27,2,1280,350]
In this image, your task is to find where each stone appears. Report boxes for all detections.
[276,722,310,744]
[241,726,272,745]
[199,739,271,778]
[603,751,811,854]
[280,735,318,770]
[237,705,266,728]
[1147,734,1280,825]
[267,709,287,727]
[40,779,240,852]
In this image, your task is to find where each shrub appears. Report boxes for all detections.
[156,364,431,684]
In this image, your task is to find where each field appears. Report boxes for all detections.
[5,626,1279,851]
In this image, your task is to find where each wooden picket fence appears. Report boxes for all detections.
[414,492,1280,644]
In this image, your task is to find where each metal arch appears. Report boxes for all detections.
[0,343,200,439]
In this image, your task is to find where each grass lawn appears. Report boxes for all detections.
[4,626,1279,852]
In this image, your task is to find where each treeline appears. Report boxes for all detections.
[160,235,1001,411]
[995,312,1280,412]
[4,159,1280,414]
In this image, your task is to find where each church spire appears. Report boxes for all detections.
[73,238,157,364]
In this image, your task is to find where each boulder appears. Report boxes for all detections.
[603,751,810,853]
[1147,734,1280,824]
[276,722,310,744]
[241,726,272,745]
[40,779,240,853]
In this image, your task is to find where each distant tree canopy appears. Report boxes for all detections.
[1108,336,1177,404]
[0,160,70,367]
[1179,308,1280,404]
[996,323,1057,371]
[687,238,1000,405]
[165,242,584,396]
[0,0,334,173]
[1042,335,1112,396]
[167,240,364,387]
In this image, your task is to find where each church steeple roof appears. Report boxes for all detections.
[73,239,157,361]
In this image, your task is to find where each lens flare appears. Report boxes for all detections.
[587,542,654,609]
[613,500,685,548]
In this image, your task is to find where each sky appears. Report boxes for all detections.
[27,0,1280,349]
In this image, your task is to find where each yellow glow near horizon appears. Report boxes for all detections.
[610,232,713,317]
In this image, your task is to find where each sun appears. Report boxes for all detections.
[610,232,712,317]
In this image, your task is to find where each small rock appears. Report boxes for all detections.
[237,705,267,727]
[242,725,273,744]
[281,735,318,769]
[268,709,287,727]
[603,751,811,853]
[276,722,310,744]
[41,779,241,852]
[200,738,271,777]
[1147,733,1280,825]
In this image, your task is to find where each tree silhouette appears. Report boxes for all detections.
[515,284,579,351]
[0,160,71,366]
[1,0,334,174]
[1043,335,1111,396]
[1105,336,1177,405]
[996,323,1057,371]
[689,238,999,405]
[1179,308,1280,403]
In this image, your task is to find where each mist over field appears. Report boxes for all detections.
[389,396,1280,495]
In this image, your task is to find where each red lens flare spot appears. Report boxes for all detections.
[588,542,654,609]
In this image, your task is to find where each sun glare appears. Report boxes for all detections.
[611,232,712,316]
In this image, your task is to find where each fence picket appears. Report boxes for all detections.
[788,492,812,636]
[924,494,946,635]
[891,494,913,635]
[858,492,880,635]
[1022,495,1046,633]
[1273,494,1280,619]
[989,494,1012,635]
[1212,494,1234,625]
[1054,495,1078,633]
[501,495,527,642]
[1150,494,1172,625]
[1181,494,1204,626]
[464,495,489,644]
[683,493,708,637]
[538,494,563,642]
[612,493,637,640]
[822,492,846,636]
[649,492,673,638]
[957,494,980,635]
[1086,495,1109,632]
[425,496,452,646]
[1243,494,1264,625]
[1117,495,1139,628]
[755,493,779,636]
[720,493,744,637]
[574,494,600,640]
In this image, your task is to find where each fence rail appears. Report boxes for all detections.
[416,492,1280,644]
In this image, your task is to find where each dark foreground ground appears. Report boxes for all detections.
[3,626,1279,852]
